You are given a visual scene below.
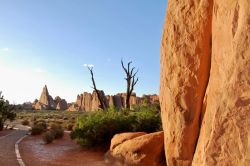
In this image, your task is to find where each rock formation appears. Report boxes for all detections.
[34,85,68,110]
[107,95,123,109]
[192,1,250,165]
[91,90,108,111]
[160,0,249,166]
[69,91,159,112]
[106,132,165,166]
[56,99,68,111]
[35,85,56,110]
[54,96,61,105]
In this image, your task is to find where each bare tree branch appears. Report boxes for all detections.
[121,59,139,110]
[87,67,107,111]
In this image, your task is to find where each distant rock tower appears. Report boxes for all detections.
[34,85,56,110]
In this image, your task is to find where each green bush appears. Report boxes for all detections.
[50,124,64,139]
[21,119,30,126]
[70,108,161,147]
[42,131,54,144]
[31,125,45,135]
[34,120,47,130]
[31,120,47,135]
[0,92,16,131]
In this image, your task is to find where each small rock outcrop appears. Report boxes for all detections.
[106,131,165,166]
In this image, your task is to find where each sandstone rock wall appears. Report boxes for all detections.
[160,0,213,165]
[193,1,250,165]
[160,0,249,165]
[69,91,159,112]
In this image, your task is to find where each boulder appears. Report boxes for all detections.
[106,131,165,166]
[160,0,213,165]
[192,1,250,165]
[110,132,147,150]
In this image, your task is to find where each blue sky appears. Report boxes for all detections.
[0,1,167,104]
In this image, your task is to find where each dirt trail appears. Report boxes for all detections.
[0,130,28,166]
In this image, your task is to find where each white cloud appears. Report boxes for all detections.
[1,48,9,51]
[83,64,94,68]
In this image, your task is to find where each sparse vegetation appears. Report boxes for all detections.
[16,110,83,131]
[70,106,161,147]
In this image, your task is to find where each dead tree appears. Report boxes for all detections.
[121,60,139,110]
[87,67,107,111]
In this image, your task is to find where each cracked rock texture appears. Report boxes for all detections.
[193,0,250,165]
[160,0,213,165]
[161,0,249,165]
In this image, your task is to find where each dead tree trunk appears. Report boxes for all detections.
[87,67,107,111]
[121,60,139,110]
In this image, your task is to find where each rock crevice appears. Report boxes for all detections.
[161,0,250,165]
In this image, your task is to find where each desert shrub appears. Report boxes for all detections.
[34,120,47,130]
[21,119,30,126]
[31,125,45,135]
[50,124,64,139]
[42,131,54,144]
[133,110,161,132]
[31,120,47,135]
[70,108,161,147]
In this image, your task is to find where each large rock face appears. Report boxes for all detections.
[161,0,249,166]
[106,132,165,166]
[160,1,213,165]
[193,1,250,165]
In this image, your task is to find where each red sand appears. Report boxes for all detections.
[19,133,108,166]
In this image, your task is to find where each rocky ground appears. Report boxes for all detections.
[19,133,108,166]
